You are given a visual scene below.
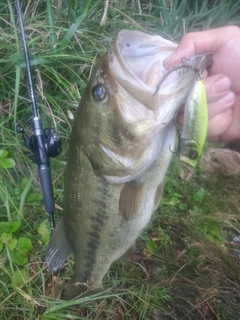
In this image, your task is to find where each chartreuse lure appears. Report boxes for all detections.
[179,77,208,166]
[154,54,211,167]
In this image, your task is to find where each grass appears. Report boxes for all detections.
[1,0,240,319]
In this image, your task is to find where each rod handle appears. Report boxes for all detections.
[39,165,55,213]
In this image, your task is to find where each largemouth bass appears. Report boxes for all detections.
[46,30,211,300]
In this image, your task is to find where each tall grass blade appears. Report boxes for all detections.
[57,0,101,53]
[47,0,57,50]
[19,177,32,217]
[13,66,20,132]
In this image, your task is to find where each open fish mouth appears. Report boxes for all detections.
[108,30,177,94]
[107,29,199,115]
[108,30,213,115]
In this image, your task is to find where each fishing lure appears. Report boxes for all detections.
[154,54,212,166]
[179,77,208,166]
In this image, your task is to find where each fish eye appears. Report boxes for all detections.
[92,85,107,102]
[189,150,198,160]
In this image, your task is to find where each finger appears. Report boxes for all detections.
[219,95,240,141]
[208,91,235,119]
[207,109,233,141]
[178,108,233,141]
[204,75,231,103]
[177,75,234,125]
[204,75,235,118]
[163,26,240,69]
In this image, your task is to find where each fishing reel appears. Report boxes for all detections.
[17,126,61,163]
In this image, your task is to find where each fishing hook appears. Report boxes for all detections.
[153,53,213,96]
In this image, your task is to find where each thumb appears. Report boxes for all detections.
[163,26,237,69]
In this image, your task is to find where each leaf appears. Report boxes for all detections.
[0,150,8,159]
[178,203,187,211]
[18,57,54,68]
[10,221,20,233]
[19,177,32,215]
[17,237,33,253]
[7,237,17,251]
[47,0,57,49]
[58,13,86,52]
[11,269,29,287]
[27,193,43,203]
[0,158,15,169]
[14,188,21,196]
[57,0,98,53]
[38,220,50,245]
[0,232,12,244]
[171,197,180,204]
[193,188,208,202]
[0,242,3,252]
[0,149,15,168]
[20,177,31,191]
[0,221,10,232]
[12,249,28,266]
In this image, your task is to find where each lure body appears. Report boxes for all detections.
[179,78,208,166]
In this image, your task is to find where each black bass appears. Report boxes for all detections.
[46,30,209,300]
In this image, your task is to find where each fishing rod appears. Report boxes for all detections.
[16,0,61,229]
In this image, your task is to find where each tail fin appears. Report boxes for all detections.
[46,216,72,272]
[61,282,103,300]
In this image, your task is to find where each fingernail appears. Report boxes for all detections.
[213,76,231,93]
[163,53,178,70]
[219,91,235,105]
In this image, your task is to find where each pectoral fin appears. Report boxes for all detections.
[61,282,103,300]
[46,215,72,272]
[119,181,143,221]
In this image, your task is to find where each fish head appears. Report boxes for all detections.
[73,30,203,183]
[73,53,119,144]
[78,30,177,136]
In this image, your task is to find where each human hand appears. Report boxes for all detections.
[163,26,240,142]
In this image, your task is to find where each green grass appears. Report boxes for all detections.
[1,0,240,319]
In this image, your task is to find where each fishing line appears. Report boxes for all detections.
[15,0,61,230]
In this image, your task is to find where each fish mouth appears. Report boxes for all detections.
[108,31,213,113]
[115,30,176,88]
[108,30,177,111]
